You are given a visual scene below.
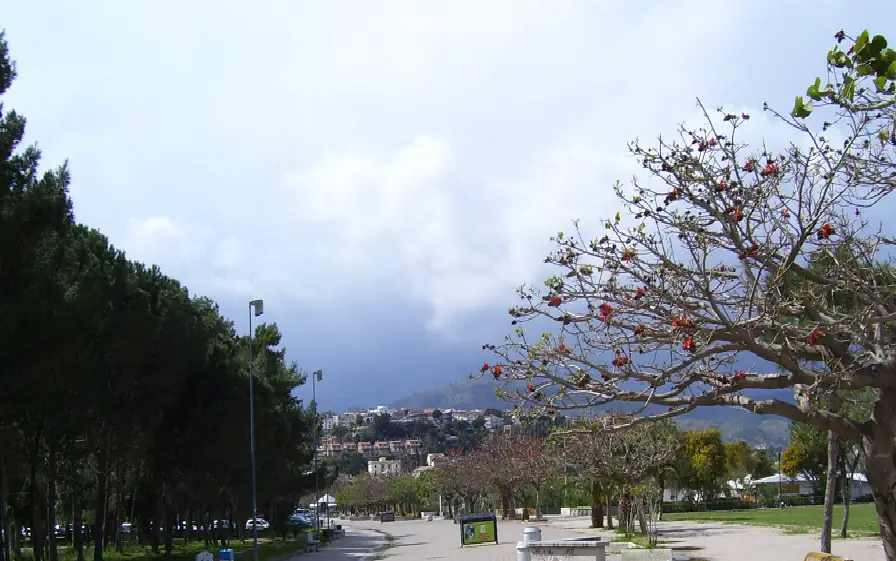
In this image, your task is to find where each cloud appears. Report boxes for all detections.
[5,0,895,406]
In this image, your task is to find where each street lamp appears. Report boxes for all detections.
[311,370,323,530]
[248,299,264,561]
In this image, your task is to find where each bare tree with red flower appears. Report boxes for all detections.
[484,30,896,560]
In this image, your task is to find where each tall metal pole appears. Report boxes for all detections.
[248,300,263,561]
[312,372,319,530]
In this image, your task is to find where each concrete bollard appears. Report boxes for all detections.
[523,526,542,544]
[516,541,531,561]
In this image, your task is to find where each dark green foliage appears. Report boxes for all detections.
[0,32,315,561]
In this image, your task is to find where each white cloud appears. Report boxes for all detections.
[6,0,894,343]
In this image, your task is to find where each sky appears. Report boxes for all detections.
[4,2,895,410]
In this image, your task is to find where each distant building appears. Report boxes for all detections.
[368,457,401,476]
[426,453,447,467]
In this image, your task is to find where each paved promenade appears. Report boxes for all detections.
[297,515,886,561]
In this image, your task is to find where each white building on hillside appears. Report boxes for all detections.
[368,457,401,476]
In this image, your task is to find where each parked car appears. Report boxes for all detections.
[285,515,312,529]
[245,518,270,531]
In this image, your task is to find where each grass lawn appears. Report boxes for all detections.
[664,503,880,536]
[19,535,310,561]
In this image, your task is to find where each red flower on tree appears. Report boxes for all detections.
[598,303,614,323]
[622,249,636,262]
[634,287,646,300]
[492,365,503,379]
[682,335,695,352]
[556,344,570,354]
[743,160,755,172]
[665,188,681,204]
[634,324,645,335]
[548,295,562,307]
[527,384,536,392]
[612,354,629,367]
[817,223,835,240]
[808,328,824,344]
[761,162,778,176]
[672,316,694,329]
[716,180,727,193]
[481,362,490,372]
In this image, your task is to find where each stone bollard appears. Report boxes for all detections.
[517,541,531,561]
[523,526,542,544]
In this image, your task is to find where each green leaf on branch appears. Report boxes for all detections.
[807,77,823,100]
[842,75,856,101]
[874,75,888,93]
[791,96,813,118]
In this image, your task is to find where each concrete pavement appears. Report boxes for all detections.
[285,525,385,561]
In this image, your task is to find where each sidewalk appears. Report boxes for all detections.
[287,525,385,561]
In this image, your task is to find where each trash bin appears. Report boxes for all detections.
[219,549,234,561]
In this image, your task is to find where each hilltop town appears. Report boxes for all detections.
[317,405,545,477]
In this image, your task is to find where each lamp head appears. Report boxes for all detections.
[250,299,264,317]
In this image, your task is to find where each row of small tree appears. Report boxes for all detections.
[334,420,774,544]
[0,32,317,561]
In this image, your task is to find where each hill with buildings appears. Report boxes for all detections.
[390,376,791,448]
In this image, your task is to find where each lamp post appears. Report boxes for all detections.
[312,369,322,530]
[248,299,264,561]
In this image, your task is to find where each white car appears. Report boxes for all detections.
[245,518,270,531]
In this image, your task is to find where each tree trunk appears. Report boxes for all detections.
[637,499,648,534]
[184,509,192,544]
[606,495,613,529]
[114,463,124,554]
[0,455,8,561]
[534,486,542,520]
[618,493,631,535]
[47,449,58,561]
[163,490,173,558]
[840,456,851,539]
[590,482,604,528]
[657,474,665,521]
[863,397,896,561]
[73,482,84,561]
[841,450,859,539]
[150,486,161,554]
[821,427,839,553]
[29,441,44,561]
[93,432,110,561]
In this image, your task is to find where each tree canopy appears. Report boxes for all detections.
[485,29,896,560]
[0,31,316,561]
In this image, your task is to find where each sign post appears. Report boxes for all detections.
[459,513,498,547]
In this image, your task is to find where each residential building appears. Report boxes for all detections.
[426,453,447,467]
[368,457,401,476]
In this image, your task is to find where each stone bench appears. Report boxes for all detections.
[306,531,320,552]
[526,539,610,561]
[804,554,853,561]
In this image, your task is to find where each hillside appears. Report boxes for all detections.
[391,376,791,448]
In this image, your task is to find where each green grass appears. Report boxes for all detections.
[18,535,310,561]
[664,503,880,537]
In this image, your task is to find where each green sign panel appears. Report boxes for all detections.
[460,513,498,546]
